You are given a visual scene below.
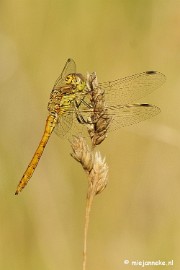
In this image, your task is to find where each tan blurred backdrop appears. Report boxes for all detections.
[0,0,180,269]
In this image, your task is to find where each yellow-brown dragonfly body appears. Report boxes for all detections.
[15,59,166,195]
[15,115,57,194]
[15,59,86,194]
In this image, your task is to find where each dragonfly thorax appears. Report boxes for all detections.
[47,73,87,115]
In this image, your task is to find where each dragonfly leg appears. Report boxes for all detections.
[76,113,87,124]
[75,97,92,109]
[75,111,96,125]
[73,99,94,125]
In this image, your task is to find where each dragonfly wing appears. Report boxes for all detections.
[54,111,74,137]
[53,58,76,90]
[99,71,166,105]
[106,104,161,132]
[54,110,88,138]
[54,104,160,137]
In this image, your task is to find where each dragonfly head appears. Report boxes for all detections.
[65,73,86,92]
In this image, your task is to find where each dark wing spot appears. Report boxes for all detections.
[146,71,156,75]
[140,103,151,107]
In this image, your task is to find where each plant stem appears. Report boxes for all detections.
[83,192,94,270]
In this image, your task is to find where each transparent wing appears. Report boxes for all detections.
[54,111,74,138]
[53,58,76,90]
[53,68,164,137]
[54,103,160,138]
[54,110,88,139]
[105,103,160,131]
[99,71,166,105]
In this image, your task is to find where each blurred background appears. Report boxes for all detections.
[0,0,180,269]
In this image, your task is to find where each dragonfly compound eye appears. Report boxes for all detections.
[65,74,73,84]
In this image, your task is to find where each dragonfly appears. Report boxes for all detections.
[15,58,166,195]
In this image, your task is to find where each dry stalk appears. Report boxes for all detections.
[71,137,108,270]
[70,72,110,270]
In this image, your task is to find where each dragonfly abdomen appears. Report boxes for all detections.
[15,114,57,195]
